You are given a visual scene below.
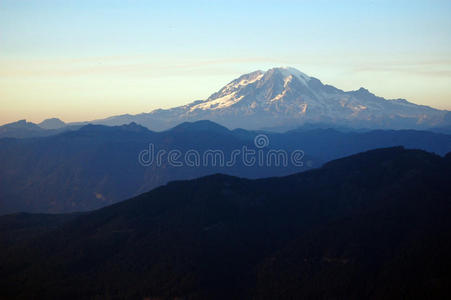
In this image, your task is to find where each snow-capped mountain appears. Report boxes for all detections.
[89,67,451,131]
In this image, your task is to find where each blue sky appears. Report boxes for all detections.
[1,0,450,123]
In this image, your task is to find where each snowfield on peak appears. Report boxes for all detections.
[189,93,245,111]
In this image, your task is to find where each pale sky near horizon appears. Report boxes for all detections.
[1,0,451,125]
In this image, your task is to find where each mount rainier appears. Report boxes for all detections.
[90,67,451,131]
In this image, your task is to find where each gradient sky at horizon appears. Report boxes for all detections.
[1,0,451,125]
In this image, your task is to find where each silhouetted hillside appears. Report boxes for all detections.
[0,147,450,299]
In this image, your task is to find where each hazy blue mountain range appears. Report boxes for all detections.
[0,119,56,139]
[0,120,450,214]
[1,147,450,299]
[0,121,313,214]
[0,119,80,139]
[88,67,451,131]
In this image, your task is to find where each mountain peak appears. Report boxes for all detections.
[39,118,66,130]
[2,119,40,129]
[193,66,313,112]
[269,66,311,83]
[169,120,230,134]
[119,122,150,132]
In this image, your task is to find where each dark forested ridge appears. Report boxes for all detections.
[1,120,451,214]
[1,147,450,299]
